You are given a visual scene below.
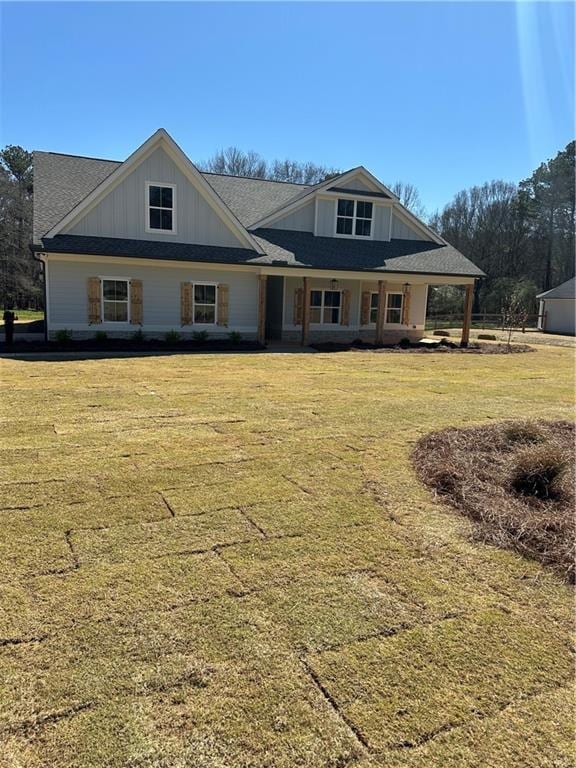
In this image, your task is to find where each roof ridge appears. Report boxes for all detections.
[34,150,122,163]
[200,171,311,187]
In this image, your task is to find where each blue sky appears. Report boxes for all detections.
[1,1,573,212]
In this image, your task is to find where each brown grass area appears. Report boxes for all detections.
[412,420,575,582]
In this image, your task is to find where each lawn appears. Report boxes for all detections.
[0,346,573,767]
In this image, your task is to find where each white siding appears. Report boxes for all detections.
[391,211,425,240]
[46,257,258,334]
[542,299,575,335]
[315,198,335,237]
[268,200,315,232]
[359,281,428,328]
[373,206,392,241]
[65,147,247,249]
[330,176,380,193]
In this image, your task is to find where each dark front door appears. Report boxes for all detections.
[265,276,284,341]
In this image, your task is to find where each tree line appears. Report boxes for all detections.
[0,141,573,315]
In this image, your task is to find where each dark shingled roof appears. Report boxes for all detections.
[33,151,309,240]
[250,229,484,276]
[537,277,575,300]
[34,149,483,279]
[39,232,484,277]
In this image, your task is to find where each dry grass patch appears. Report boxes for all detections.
[412,420,575,581]
[0,347,573,766]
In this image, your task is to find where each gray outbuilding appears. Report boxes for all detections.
[537,277,575,336]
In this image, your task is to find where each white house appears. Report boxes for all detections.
[537,277,575,336]
[32,129,484,345]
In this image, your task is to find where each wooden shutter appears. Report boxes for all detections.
[130,279,143,325]
[87,277,102,324]
[402,285,411,325]
[217,284,229,326]
[293,287,303,326]
[181,282,192,325]
[361,291,371,325]
[341,290,351,326]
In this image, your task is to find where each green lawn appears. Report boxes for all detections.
[0,309,44,325]
[0,346,573,767]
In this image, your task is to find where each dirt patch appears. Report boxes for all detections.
[312,340,534,354]
[412,420,575,582]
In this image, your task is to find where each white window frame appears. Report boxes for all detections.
[385,292,404,325]
[191,281,218,326]
[310,288,342,325]
[145,181,177,235]
[334,198,374,239]
[100,276,131,324]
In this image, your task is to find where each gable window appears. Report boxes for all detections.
[102,279,129,322]
[336,199,373,237]
[310,289,341,324]
[386,292,403,324]
[193,283,217,324]
[146,182,175,233]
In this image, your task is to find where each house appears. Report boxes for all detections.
[537,278,575,336]
[32,129,484,346]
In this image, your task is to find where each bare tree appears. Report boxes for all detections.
[501,291,529,351]
[388,181,426,218]
[198,147,339,184]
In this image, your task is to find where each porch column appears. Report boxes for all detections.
[375,279,386,345]
[301,276,310,346]
[461,282,474,347]
[257,275,267,344]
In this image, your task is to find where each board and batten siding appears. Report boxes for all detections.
[64,147,247,249]
[46,258,259,334]
[268,200,315,232]
[314,197,424,242]
[391,211,424,241]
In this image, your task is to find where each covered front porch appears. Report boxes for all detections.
[255,269,475,348]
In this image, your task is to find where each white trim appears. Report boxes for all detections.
[100,276,131,323]
[42,253,478,284]
[385,291,404,325]
[333,197,374,240]
[309,287,342,325]
[145,181,176,235]
[45,129,264,254]
[190,280,218,326]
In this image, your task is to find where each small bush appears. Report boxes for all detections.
[433,330,450,337]
[228,331,242,345]
[399,337,412,349]
[193,330,209,343]
[95,331,108,343]
[54,329,72,344]
[165,330,181,345]
[511,445,569,500]
[132,328,145,343]
[504,421,545,445]
[478,333,497,341]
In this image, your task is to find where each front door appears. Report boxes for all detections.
[265,276,284,340]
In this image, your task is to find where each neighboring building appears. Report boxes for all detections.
[537,278,575,336]
[32,129,484,345]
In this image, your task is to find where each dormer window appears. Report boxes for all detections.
[336,199,373,238]
[146,182,176,233]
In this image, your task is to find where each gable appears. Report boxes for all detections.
[267,199,315,232]
[64,145,249,249]
[391,209,426,241]
[329,175,385,195]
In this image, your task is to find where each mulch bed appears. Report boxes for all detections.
[412,420,575,582]
[312,340,534,354]
[0,339,265,354]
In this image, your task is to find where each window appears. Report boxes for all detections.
[336,199,373,237]
[146,183,175,232]
[370,292,379,324]
[310,290,341,324]
[102,279,129,322]
[386,293,403,324]
[193,283,217,324]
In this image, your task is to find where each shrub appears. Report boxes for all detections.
[95,331,108,343]
[399,337,411,349]
[433,330,450,337]
[54,329,72,344]
[511,445,569,500]
[132,328,145,343]
[504,421,545,445]
[193,330,209,343]
[165,330,181,345]
[478,333,497,341]
[228,331,242,345]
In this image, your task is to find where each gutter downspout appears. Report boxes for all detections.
[32,251,48,343]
